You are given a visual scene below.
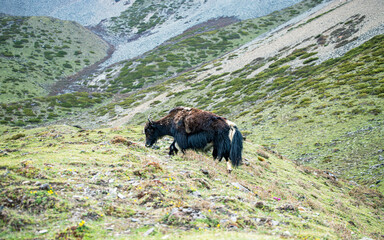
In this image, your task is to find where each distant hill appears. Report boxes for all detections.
[0,0,309,64]
[0,15,110,103]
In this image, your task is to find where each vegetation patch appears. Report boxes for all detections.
[0,16,109,102]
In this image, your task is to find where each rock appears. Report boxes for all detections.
[38,229,48,234]
[370,163,384,170]
[271,220,279,226]
[170,207,206,220]
[255,201,266,209]
[39,183,50,190]
[191,191,202,198]
[22,181,31,185]
[109,188,117,196]
[117,193,126,199]
[73,195,83,200]
[277,203,296,212]
[220,219,229,224]
[200,169,209,175]
[348,221,357,227]
[298,207,307,212]
[143,227,155,236]
[281,231,292,237]
[349,181,359,186]
[231,182,251,193]
[131,218,139,222]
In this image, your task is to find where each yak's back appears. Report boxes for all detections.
[168,107,228,134]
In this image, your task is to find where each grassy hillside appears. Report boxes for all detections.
[0,124,383,239]
[92,33,384,194]
[0,92,113,127]
[87,0,323,94]
[0,0,323,127]
[0,15,109,102]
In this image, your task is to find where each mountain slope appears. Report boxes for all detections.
[84,0,324,95]
[0,124,383,239]
[83,0,384,193]
[0,0,314,65]
[0,15,110,102]
[97,0,307,65]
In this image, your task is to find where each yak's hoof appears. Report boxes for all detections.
[227,169,232,174]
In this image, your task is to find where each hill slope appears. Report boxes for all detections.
[83,0,324,94]
[1,0,312,65]
[0,15,110,103]
[83,0,384,193]
[0,124,383,239]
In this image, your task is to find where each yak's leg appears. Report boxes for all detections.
[225,157,233,174]
[169,140,179,156]
[212,148,218,160]
[175,132,188,154]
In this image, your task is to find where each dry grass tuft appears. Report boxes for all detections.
[111,135,133,146]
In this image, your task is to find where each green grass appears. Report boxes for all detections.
[0,124,383,239]
[0,16,109,102]
[0,92,112,126]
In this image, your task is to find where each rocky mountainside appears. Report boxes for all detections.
[0,0,308,65]
[0,0,132,26]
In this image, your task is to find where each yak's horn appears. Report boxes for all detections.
[148,115,153,124]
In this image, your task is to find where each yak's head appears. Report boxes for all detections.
[144,116,159,147]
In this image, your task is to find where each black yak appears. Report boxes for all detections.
[144,107,243,173]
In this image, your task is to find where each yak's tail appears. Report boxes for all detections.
[228,121,243,167]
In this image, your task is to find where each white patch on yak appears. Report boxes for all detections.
[226,120,236,141]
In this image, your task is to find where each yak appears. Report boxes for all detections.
[144,107,243,173]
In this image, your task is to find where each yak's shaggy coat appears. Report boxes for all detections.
[144,107,243,172]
